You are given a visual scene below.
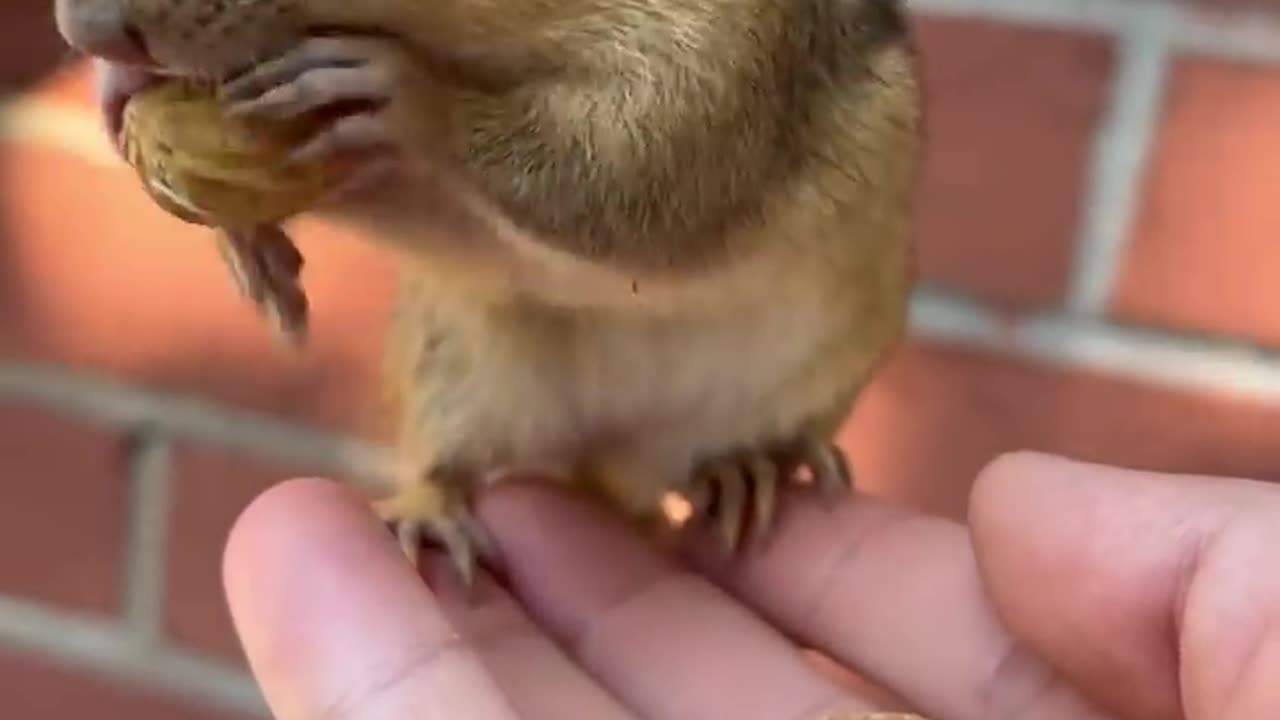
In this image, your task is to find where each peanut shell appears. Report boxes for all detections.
[120,79,330,229]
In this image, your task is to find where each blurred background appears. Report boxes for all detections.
[4,0,1280,716]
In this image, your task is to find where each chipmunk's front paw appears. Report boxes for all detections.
[220,36,408,191]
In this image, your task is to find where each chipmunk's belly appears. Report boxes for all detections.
[540,273,840,508]
[391,209,849,506]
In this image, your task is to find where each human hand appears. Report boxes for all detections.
[222,452,1280,719]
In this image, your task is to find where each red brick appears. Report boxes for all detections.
[165,445,330,663]
[1113,56,1280,346]
[909,15,1115,308]
[840,340,1280,520]
[0,2,75,90]
[0,649,254,720]
[0,403,126,614]
[0,142,396,439]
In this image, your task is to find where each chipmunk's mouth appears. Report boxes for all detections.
[96,60,162,150]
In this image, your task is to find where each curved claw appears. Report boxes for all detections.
[690,449,784,555]
[686,436,856,554]
[711,461,747,552]
[746,454,779,546]
[372,478,499,594]
[797,439,854,501]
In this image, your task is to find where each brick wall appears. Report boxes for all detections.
[4,0,1280,716]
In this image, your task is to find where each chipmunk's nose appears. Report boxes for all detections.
[54,0,153,65]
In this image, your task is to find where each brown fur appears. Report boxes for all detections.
[60,0,921,521]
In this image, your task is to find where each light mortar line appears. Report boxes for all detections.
[905,284,1006,345]
[120,430,174,649]
[0,96,119,167]
[1068,4,1173,314]
[0,363,391,487]
[911,0,1280,61]
[1013,315,1280,401]
[910,0,1147,31]
[1169,5,1280,65]
[0,595,267,717]
[911,0,1280,36]
[911,290,1280,403]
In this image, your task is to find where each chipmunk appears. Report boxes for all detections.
[56,0,922,587]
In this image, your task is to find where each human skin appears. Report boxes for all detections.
[222,452,1280,720]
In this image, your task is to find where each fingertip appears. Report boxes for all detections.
[969,451,1075,526]
[967,452,1214,719]
[968,451,1141,569]
[222,476,375,601]
[225,476,358,547]
[220,477,517,719]
[221,476,404,675]
[968,450,1151,611]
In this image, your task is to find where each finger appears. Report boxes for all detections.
[222,478,520,720]
[425,557,636,720]
[683,488,1105,720]
[971,451,1280,720]
[477,483,872,720]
